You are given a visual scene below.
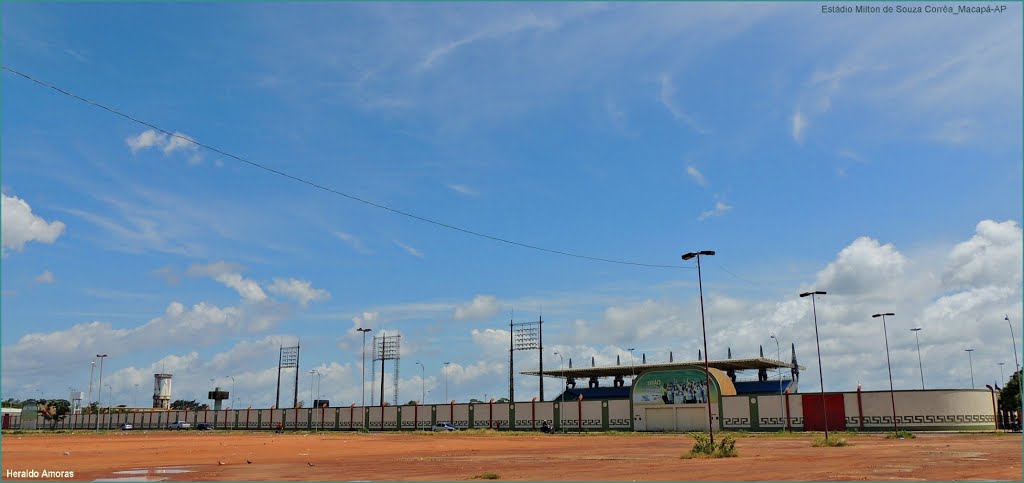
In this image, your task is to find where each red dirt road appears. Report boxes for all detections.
[1,431,1020,481]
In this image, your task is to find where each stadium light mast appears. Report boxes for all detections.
[682,250,716,447]
[998,362,1006,386]
[910,328,925,389]
[416,361,425,404]
[873,313,899,432]
[444,362,451,402]
[95,354,107,430]
[1006,315,1020,373]
[965,349,975,389]
[357,328,372,408]
[800,291,829,440]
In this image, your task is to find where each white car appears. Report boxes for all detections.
[120,423,133,431]
[168,421,191,430]
[431,422,457,432]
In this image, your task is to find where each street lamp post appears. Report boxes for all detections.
[799,291,829,440]
[357,328,372,410]
[105,384,113,429]
[873,313,899,432]
[627,348,636,383]
[308,370,317,407]
[88,362,96,411]
[416,361,425,404]
[226,376,235,409]
[682,250,716,446]
[444,362,451,402]
[965,349,975,389]
[911,328,925,389]
[554,351,565,402]
[1006,315,1020,373]
[770,332,784,427]
[95,354,107,430]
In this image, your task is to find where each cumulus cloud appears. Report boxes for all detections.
[942,220,1022,288]
[125,129,167,154]
[1,193,66,254]
[125,129,202,164]
[34,271,55,284]
[815,236,907,295]
[213,273,268,303]
[267,278,331,307]
[698,201,732,221]
[454,295,501,321]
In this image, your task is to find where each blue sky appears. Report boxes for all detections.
[2,2,1022,408]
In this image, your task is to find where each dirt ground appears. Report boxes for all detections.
[1,430,1020,481]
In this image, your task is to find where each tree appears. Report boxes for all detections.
[468,398,484,404]
[407,400,419,406]
[999,369,1022,413]
[170,399,209,411]
[38,399,71,429]
[86,402,100,414]
[2,398,24,408]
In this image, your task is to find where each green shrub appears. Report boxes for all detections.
[472,473,500,480]
[683,433,738,458]
[886,430,915,439]
[811,435,848,447]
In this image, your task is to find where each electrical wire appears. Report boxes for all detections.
[4,65,692,270]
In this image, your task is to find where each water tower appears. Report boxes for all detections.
[70,390,84,414]
[153,374,172,409]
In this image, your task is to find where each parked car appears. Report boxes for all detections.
[431,422,458,432]
[167,421,191,430]
[120,423,133,431]
[195,423,214,430]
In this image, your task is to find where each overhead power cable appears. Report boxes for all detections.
[4,65,692,270]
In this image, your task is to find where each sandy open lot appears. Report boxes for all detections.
[1,430,1020,481]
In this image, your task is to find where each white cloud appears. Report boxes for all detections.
[447,184,479,197]
[267,278,331,307]
[658,74,708,134]
[214,273,268,303]
[333,230,369,253]
[417,13,560,72]
[815,236,906,295]
[163,132,198,155]
[791,108,806,143]
[34,271,55,284]
[942,220,1022,289]
[454,295,501,321]
[686,165,708,187]
[124,129,202,164]
[186,261,246,278]
[1,193,65,255]
[125,129,167,154]
[395,240,424,258]
[697,201,732,221]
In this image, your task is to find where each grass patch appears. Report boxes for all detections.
[682,433,738,459]
[472,472,500,480]
[811,435,849,447]
[886,430,915,439]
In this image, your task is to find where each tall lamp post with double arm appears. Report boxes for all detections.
[682,250,716,446]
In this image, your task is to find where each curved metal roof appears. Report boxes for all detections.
[521,357,803,378]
